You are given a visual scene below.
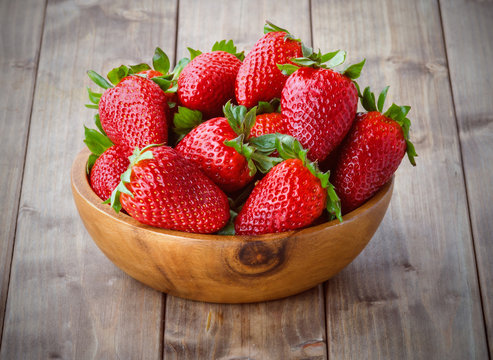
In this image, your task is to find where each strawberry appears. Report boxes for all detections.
[249,99,287,138]
[108,144,230,234]
[279,47,365,162]
[235,21,302,108]
[90,145,131,201]
[235,137,341,235]
[82,113,132,201]
[175,102,282,193]
[178,40,243,118]
[332,86,417,213]
[85,48,194,149]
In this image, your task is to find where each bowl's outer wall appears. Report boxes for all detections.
[71,149,393,303]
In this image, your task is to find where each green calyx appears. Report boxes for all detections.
[222,101,284,176]
[106,143,161,213]
[256,98,281,114]
[274,136,343,222]
[211,39,245,61]
[87,48,183,97]
[277,43,365,80]
[360,86,417,166]
[263,21,300,42]
[84,114,113,174]
[173,106,204,143]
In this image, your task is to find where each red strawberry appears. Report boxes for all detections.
[250,113,287,138]
[109,145,230,234]
[86,48,193,149]
[235,137,341,235]
[332,87,417,213]
[94,75,169,149]
[178,41,243,118]
[235,21,302,108]
[90,145,131,200]
[280,48,365,162]
[175,102,282,192]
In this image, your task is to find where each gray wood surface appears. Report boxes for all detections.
[0,0,491,358]
[0,0,46,342]
[312,0,489,358]
[0,1,177,358]
[440,0,493,355]
[163,1,328,358]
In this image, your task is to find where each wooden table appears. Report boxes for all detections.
[1,0,492,358]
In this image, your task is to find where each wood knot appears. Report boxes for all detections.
[226,240,286,277]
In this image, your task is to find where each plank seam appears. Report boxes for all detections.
[437,0,491,357]
[0,0,49,351]
[162,1,179,359]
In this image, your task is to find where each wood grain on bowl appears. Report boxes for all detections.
[71,148,393,303]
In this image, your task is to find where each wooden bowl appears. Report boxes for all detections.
[71,148,393,303]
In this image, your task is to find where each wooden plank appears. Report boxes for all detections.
[311,0,489,358]
[0,0,177,358]
[440,0,493,355]
[0,0,46,342]
[163,1,327,358]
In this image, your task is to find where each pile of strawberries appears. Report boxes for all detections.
[84,21,416,236]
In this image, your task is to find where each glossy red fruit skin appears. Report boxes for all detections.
[249,113,288,138]
[99,76,169,149]
[235,159,327,235]
[236,32,302,108]
[332,112,407,213]
[137,69,179,118]
[175,117,253,193]
[90,145,132,201]
[178,51,242,118]
[120,146,230,234]
[282,67,358,162]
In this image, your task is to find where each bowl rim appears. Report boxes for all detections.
[71,148,394,242]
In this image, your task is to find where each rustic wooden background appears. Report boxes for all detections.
[0,0,492,358]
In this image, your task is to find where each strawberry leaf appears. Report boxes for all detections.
[277,63,299,76]
[361,86,377,112]
[165,83,178,93]
[223,101,256,138]
[152,47,170,74]
[324,50,346,68]
[94,114,106,136]
[264,21,290,34]
[83,126,113,156]
[290,57,318,67]
[343,59,366,79]
[212,39,245,61]
[256,98,280,114]
[85,104,99,109]
[151,76,173,92]
[86,154,98,175]
[173,107,203,142]
[87,70,113,89]
[87,87,102,105]
[107,65,130,85]
[171,57,190,80]
[377,86,389,113]
[128,63,151,74]
[405,138,418,166]
[187,47,202,61]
